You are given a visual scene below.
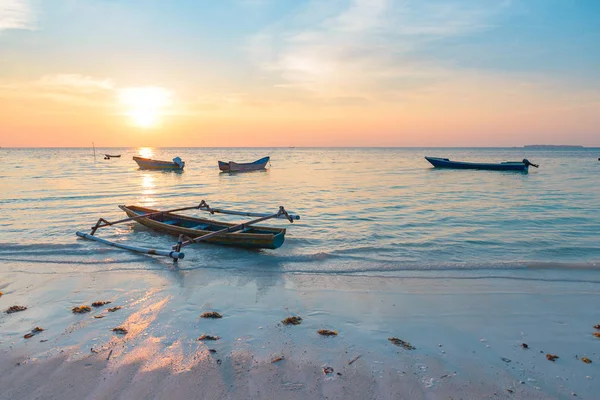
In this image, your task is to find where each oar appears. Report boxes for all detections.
[90,203,204,234]
[179,206,293,248]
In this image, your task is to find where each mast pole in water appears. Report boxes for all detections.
[93,142,96,160]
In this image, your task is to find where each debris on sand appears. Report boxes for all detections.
[107,306,122,313]
[112,327,128,335]
[388,337,416,350]
[0,291,3,297]
[271,356,284,363]
[322,366,334,375]
[593,324,600,330]
[282,316,302,325]
[5,305,27,314]
[72,306,91,314]
[92,301,111,307]
[208,349,217,353]
[501,357,512,363]
[318,329,338,336]
[198,334,220,341]
[201,312,222,319]
[24,327,44,339]
[348,355,361,365]
[522,343,529,349]
[581,357,592,364]
[93,315,105,319]
[546,354,559,362]
[594,332,600,338]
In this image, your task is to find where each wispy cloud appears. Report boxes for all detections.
[246,0,511,101]
[0,0,35,31]
[38,74,115,92]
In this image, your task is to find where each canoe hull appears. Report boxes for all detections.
[120,205,285,249]
[425,157,528,171]
[133,156,184,171]
[218,156,269,172]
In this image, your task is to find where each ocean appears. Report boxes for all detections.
[1,147,599,276]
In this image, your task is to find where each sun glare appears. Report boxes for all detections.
[118,87,172,128]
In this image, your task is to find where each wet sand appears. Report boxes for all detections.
[1,266,598,399]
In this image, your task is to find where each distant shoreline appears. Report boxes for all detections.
[524,145,585,149]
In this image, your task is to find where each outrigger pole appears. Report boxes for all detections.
[76,200,299,261]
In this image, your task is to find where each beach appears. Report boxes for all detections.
[1,147,599,399]
[2,266,599,399]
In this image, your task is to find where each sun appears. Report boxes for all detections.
[118,87,172,128]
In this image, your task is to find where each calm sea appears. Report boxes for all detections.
[1,147,599,276]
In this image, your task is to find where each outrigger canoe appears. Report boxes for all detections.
[120,205,286,249]
[218,156,269,172]
[133,156,185,171]
[76,201,299,260]
[425,157,538,171]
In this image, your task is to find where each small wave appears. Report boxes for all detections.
[0,257,141,265]
[526,261,600,270]
[0,242,81,251]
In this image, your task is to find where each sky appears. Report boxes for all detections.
[0,0,599,147]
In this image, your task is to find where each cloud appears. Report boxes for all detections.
[245,0,511,101]
[0,0,35,31]
[38,74,116,92]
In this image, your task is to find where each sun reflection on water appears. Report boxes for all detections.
[138,147,153,158]
[140,173,156,206]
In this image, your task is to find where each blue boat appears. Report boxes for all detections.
[425,157,538,171]
[218,156,269,172]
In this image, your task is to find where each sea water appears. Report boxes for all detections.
[1,147,599,276]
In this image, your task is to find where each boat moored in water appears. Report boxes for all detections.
[133,156,185,170]
[75,201,299,260]
[425,157,538,171]
[120,205,287,249]
[218,156,269,172]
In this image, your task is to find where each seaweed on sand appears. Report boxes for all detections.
[72,306,91,314]
[92,301,111,307]
[546,354,559,362]
[24,327,44,339]
[201,312,222,319]
[112,327,128,335]
[107,306,122,312]
[318,329,338,336]
[5,305,27,314]
[198,334,220,341]
[388,337,416,350]
[282,316,302,325]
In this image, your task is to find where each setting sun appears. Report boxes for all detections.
[118,87,172,128]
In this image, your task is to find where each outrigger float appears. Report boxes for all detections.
[75,200,300,261]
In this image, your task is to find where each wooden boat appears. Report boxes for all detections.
[133,156,184,170]
[218,156,269,172]
[425,157,538,171]
[104,154,121,160]
[76,201,299,260]
[120,205,286,249]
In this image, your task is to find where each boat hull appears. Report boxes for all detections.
[120,205,286,249]
[425,157,528,171]
[133,156,184,171]
[218,156,269,172]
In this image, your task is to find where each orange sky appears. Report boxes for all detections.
[1,0,599,147]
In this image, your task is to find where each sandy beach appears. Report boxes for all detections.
[2,265,598,399]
